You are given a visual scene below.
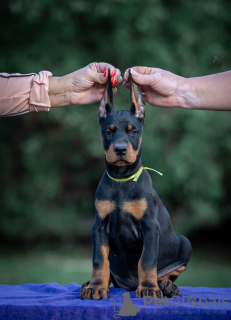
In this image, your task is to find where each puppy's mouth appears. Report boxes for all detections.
[112,156,132,166]
[113,160,130,167]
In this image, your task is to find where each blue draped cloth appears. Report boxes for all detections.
[0,283,230,320]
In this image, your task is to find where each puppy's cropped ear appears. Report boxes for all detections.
[99,69,114,124]
[129,69,146,123]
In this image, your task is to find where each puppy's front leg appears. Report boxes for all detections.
[136,218,163,299]
[80,216,110,300]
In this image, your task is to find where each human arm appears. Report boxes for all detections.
[49,62,122,107]
[0,62,122,117]
[123,67,231,111]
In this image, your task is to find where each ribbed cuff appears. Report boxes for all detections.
[29,71,53,112]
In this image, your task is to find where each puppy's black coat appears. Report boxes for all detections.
[80,70,191,300]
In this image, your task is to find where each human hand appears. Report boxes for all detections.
[123,67,186,108]
[49,62,122,107]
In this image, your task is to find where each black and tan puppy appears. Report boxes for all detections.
[80,69,191,300]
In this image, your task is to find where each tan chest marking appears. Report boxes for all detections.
[122,199,147,219]
[95,200,116,219]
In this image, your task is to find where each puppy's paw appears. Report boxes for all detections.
[158,278,179,297]
[80,281,90,291]
[135,285,163,299]
[80,284,108,300]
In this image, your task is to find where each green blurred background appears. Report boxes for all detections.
[0,0,231,288]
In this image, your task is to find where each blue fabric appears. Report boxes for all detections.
[0,283,230,320]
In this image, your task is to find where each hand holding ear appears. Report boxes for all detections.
[99,69,146,124]
[49,62,123,107]
[68,62,123,105]
[123,67,185,108]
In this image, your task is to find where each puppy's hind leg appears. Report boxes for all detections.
[158,266,186,297]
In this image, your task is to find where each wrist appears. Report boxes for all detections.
[48,76,71,107]
[176,77,201,109]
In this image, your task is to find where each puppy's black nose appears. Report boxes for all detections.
[114,144,128,156]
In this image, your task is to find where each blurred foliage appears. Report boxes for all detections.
[0,0,231,243]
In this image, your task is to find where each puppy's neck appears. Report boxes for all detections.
[105,157,142,180]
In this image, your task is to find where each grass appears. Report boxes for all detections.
[0,247,231,288]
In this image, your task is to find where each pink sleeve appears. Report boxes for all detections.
[0,71,53,116]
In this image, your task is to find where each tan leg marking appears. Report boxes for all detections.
[81,245,111,300]
[95,200,116,219]
[122,199,147,219]
[158,265,186,280]
[91,245,110,287]
[136,257,162,298]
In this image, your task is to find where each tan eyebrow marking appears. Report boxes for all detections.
[109,125,115,130]
[128,124,133,131]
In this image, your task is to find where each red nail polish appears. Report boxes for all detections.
[111,78,117,86]
[104,70,107,77]
[111,71,116,78]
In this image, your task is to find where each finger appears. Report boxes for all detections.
[114,69,122,85]
[124,66,155,80]
[110,70,122,87]
[123,80,129,89]
[91,68,121,86]
[130,69,159,86]
[90,63,121,85]
[112,87,117,95]
[124,66,163,89]
[96,62,117,74]
[88,68,108,85]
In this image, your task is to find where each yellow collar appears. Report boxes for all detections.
[107,166,163,182]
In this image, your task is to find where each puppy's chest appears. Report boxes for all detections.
[95,197,147,219]
[95,190,148,242]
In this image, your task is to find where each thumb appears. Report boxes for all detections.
[130,69,156,86]
[88,69,107,85]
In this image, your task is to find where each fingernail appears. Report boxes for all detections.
[131,69,138,77]
[124,75,128,82]
[123,81,126,86]
[111,78,117,86]
[104,70,107,77]
[110,71,116,78]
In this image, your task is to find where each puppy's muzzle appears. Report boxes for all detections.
[114,144,128,156]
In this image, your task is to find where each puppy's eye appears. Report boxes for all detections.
[131,129,138,136]
[105,130,112,136]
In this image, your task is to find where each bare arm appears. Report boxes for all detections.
[49,62,122,107]
[0,63,122,116]
[124,67,231,111]
[182,71,231,110]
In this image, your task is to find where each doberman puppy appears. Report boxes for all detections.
[80,69,191,300]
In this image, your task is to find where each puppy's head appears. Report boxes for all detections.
[99,69,146,167]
